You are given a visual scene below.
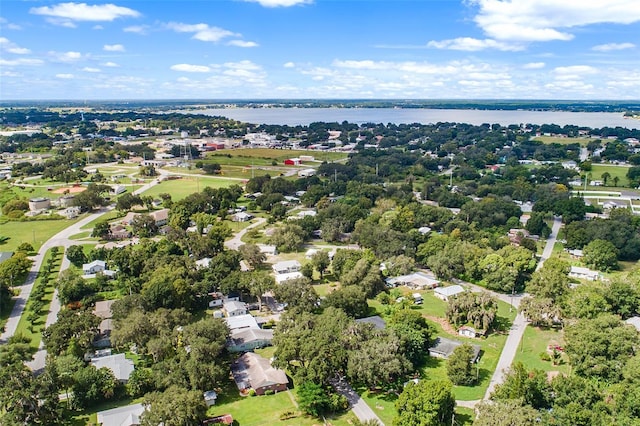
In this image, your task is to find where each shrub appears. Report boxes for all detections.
[264,390,275,395]
[248,389,256,397]
[539,352,551,361]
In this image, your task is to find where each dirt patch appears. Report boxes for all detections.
[51,186,87,194]
[424,315,458,335]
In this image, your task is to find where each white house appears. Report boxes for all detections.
[195,257,212,269]
[298,168,317,178]
[458,326,484,338]
[83,260,106,275]
[625,316,640,332]
[223,300,248,317]
[434,285,465,301]
[90,353,134,383]
[275,271,304,284]
[305,248,319,259]
[110,185,126,195]
[385,271,440,290]
[97,403,146,426]
[272,260,301,275]
[569,266,600,281]
[233,212,254,222]
[225,313,260,331]
[257,244,278,256]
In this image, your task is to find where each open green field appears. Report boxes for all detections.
[140,176,242,200]
[0,217,82,252]
[589,164,631,188]
[531,136,593,146]
[512,325,570,375]
[208,148,347,164]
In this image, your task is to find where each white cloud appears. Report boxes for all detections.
[242,0,312,7]
[427,37,523,51]
[93,25,104,30]
[523,62,545,69]
[123,25,148,34]
[30,2,140,22]
[283,62,296,68]
[170,63,211,73]
[82,67,101,72]
[553,65,598,75]
[55,73,74,79]
[101,61,119,67]
[103,44,125,52]
[0,17,22,30]
[1,71,22,77]
[167,22,238,42]
[46,18,77,28]
[0,58,44,66]
[227,40,259,48]
[471,0,640,42]
[592,42,635,51]
[48,51,84,62]
[0,37,31,54]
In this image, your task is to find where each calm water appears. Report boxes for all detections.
[189,107,639,129]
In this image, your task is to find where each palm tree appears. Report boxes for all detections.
[601,171,611,186]
[613,176,620,187]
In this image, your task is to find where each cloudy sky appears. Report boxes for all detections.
[1,0,639,100]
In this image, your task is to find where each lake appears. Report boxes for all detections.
[187,107,639,129]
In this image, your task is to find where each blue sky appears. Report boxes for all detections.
[1,0,639,100]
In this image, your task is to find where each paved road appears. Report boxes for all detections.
[482,216,562,401]
[224,217,267,250]
[3,175,163,371]
[331,378,385,426]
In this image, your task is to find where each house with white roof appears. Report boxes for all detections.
[275,271,304,284]
[91,353,134,383]
[225,314,260,331]
[272,260,301,275]
[434,285,465,301]
[625,316,640,332]
[97,403,146,426]
[385,271,440,290]
[223,300,248,317]
[233,212,254,222]
[569,266,600,281]
[83,260,106,275]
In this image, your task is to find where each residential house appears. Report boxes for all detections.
[569,266,600,281]
[97,403,145,426]
[272,260,301,275]
[93,300,115,348]
[418,226,432,235]
[233,212,254,222]
[355,315,386,330]
[231,352,289,395]
[223,301,248,317]
[625,316,640,332]
[305,248,318,259]
[195,257,212,269]
[149,208,169,226]
[297,168,316,177]
[90,353,134,383]
[208,291,240,308]
[385,271,440,290]
[257,244,278,256]
[227,328,274,352]
[61,206,81,219]
[275,272,304,284]
[225,314,260,332]
[428,337,481,361]
[83,260,106,275]
[434,285,465,301]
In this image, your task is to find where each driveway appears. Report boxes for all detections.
[330,378,385,426]
[224,217,266,251]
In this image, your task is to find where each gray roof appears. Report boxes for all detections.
[91,353,134,382]
[429,337,481,361]
[97,403,145,426]
[231,352,288,390]
[625,316,640,332]
[434,285,465,297]
[355,315,386,330]
[230,328,274,345]
[0,252,13,264]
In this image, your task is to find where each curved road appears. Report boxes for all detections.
[2,176,162,370]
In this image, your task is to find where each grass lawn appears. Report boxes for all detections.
[14,247,62,348]
[65,396,142,426]
[0,218,82,252]
[512,325,570,375]
[589,164,631,188]
[369,289,516,402]
[141,176,241,200]
[80,209,126,230]
[207,148,347,164]
[531,136,592,146]
[209,379,353,426]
